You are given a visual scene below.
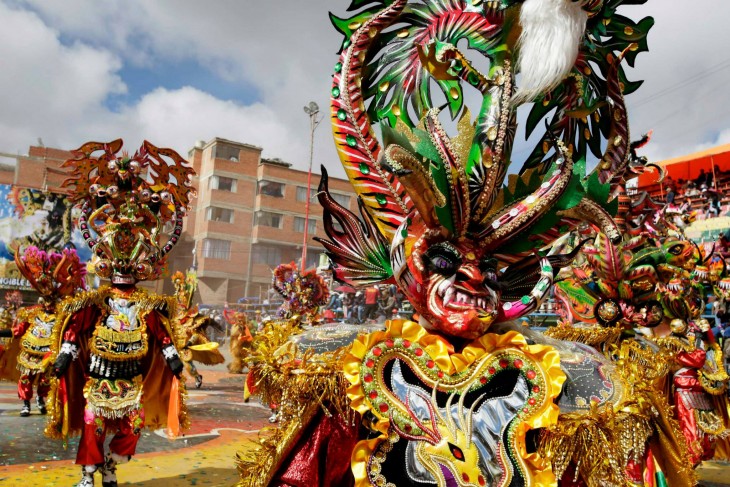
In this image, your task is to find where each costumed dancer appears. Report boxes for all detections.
[47,140,196,487]
[172,270,225,389]
[0,247,85,417]
[235,0,695,486]
[0,291,23,355]
[225,307,254,375]
[242,262,330,422]
[663,319,727,465]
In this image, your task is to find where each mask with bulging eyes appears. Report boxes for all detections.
[402,234,500,339]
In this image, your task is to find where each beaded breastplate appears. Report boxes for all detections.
[88,297,148,378]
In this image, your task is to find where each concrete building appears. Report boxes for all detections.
[0,140,356,305]
[176,137,357,305]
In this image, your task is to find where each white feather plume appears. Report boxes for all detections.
[512,0,588,105]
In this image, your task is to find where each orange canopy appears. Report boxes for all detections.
[637,143,730,189]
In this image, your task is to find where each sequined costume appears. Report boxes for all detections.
[171,270,224,388]
[226,308,254,374]
[0,247,86,417]
[47,140,195,487]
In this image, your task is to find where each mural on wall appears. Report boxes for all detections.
[0,185,91,289]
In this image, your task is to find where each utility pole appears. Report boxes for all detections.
[302,101,322,272]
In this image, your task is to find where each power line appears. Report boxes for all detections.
[631,57,730,109]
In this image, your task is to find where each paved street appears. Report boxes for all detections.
[0,353,269,487]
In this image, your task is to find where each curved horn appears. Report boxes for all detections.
[556,197,622,243]
[331,0,412,242]
[477,139,575,251]
[382,145,444,230]
[594,50,630,184]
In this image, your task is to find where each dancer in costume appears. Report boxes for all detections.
[226,307,254,374]
[172,270,225,389]
[0,247,86,417]
[0,292,20,356]
[47,140,196,487]
[242,262,331,423]
[234,0,694,486]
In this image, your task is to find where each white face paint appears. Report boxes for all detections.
[512,0,588,104]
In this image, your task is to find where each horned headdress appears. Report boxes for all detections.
[315,0,652,338]
[61,140,196,284]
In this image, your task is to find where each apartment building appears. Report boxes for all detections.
[180,137,357,305]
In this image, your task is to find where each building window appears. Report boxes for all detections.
[258,180,284,197]
[205,206,234,223]
[331,193,350,208]
[202,238,231,260]
[209,175,237,192]
[293,216,316,233]
[253,245,283,267]
[254,211,283,228]
[296,186,316,202]
[214,143,240,161]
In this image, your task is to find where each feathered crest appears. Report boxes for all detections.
[15,245,86,299]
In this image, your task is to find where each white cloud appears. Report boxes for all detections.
[1,0,729,179]
[119,87,309,163]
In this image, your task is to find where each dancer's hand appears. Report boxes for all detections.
[162,344,184,377]
[54,341,78,377]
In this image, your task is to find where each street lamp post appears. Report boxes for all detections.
[302,101,322,272]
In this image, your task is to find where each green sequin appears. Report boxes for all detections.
[375,194,387,206]
[359,163,370,175]
[346,134,357,147]
[337,109,347,121]
[521,296,530,305]
[332,86,341,98]
[334,62,343,73]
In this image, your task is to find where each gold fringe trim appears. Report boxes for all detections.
[235,403,319,487]
[541,338,697,487]
[235,318,356,485]
[539,404,654,487]
[58,285,176,317]
[544,323,622,347]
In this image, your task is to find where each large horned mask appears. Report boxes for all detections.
[318,0,651,339]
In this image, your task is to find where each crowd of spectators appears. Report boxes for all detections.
[322,284,408,324]
[660,165,729,219]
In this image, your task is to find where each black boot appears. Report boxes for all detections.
[20,400,30,417]
[36,396,47,415]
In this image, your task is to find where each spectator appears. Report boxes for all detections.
[707,169,715,189]
[705,191,721,219]
[677,179,686,196]
[351,291,365,324]
[364,285,380,322]
[665,187,675,204]
[718,233,730,259]
[326,292,342,319]
[686,182,699,197]
[377,288,396,320]
[341,292,353,321]
[695,169,707,187]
